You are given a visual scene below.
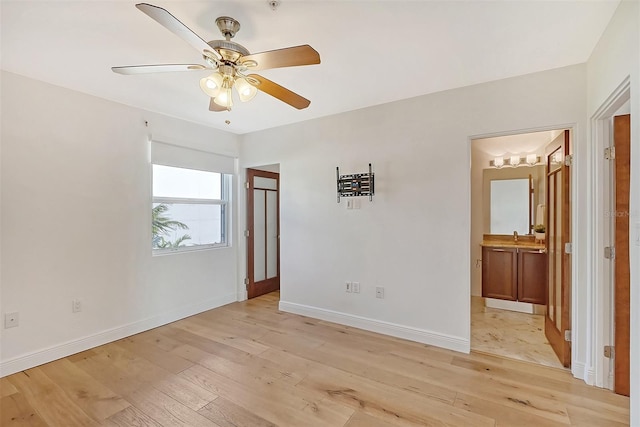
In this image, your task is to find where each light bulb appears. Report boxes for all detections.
[510,155,520,167]
[199,73,223,97]
[493,157,504,168]
[235,77,257,102]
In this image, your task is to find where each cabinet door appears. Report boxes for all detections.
[482,247,517,300]
[518,249,547,304]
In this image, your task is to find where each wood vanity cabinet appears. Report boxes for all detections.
[482,246,546,305]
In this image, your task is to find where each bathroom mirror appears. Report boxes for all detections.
[490,179,529,234]
[483,165,545,235]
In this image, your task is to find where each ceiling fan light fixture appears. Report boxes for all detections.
[199,72,223,97]
[235,77,258,102]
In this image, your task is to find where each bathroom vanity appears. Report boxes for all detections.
[481,235,546,305]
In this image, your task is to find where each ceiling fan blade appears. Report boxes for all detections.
[135,3,222,61]
[247,74,311,110]
[209,98,227,112]
[240,45,320,71]
[112,64,207,75]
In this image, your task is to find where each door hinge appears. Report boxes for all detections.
[245,181,250,189]
[244,229,250,237]
[564,242,572,254]
[604,246,616,259]
[564,330,572,342]
[604,345,615,359]
[564,154,573,167]
[604,146,616,160]
[244,278,249,288]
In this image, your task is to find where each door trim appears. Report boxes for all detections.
[246,168,280,299]
[589,77,630,388]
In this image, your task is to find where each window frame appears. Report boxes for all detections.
[152,166,231,255]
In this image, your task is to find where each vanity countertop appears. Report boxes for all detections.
[481,234,545,250]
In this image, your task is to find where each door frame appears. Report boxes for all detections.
[590,77,631,389]
[468,123,578,367]
[246,167,280,299]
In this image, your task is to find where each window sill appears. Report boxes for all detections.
[152,244,230,257]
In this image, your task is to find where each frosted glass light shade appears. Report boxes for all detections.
[199,73,223,97]
[235,77,257,102]
[493,157,504,168]
[510,155,520,167]
[526,154,538,166]
[214,87,233,108]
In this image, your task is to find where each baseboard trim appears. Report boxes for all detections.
[0,293,237,378]
[279,300,469,353]
[571,360,596,385]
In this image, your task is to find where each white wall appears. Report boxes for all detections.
[586,0,639,422]
[0,71,240,376]
[240,64,586,354]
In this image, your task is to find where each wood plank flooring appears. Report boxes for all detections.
[1,292,630,426]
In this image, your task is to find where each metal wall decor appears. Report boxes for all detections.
[336,163,374,202]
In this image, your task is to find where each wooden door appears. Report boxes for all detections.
[247,169,280,299]
[545,130,571,367]
[613,114,630,396]
[482,247,518,301]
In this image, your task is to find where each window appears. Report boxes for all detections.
[152,164,231,253]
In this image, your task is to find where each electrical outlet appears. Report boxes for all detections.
[4,312,19,328]
[72,299,82,313]
[352,282,360,293]
[376,286,384,299]
[345,282,352,293]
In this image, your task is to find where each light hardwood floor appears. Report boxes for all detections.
[1,292,630,426]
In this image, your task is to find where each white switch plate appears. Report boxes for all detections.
[346,200,353,210]
[4,312,19,328]
[635,223,640,246]
[376,287,384,299]
[345,282,352,293]
[352,282,360,293]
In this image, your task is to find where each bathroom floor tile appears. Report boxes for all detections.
[471,297,564,369]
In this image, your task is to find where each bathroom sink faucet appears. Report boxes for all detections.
[514,231,518,242]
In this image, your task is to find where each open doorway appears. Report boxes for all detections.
[246,164,281,299]
[470,128,571,369]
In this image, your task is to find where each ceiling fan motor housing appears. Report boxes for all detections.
[207,40,250,62]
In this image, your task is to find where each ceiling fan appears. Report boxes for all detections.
[112,3,320,112]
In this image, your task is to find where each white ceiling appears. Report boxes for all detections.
[473,129,565,157]
[1,0,619,135]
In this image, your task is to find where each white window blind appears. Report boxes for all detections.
[150,141,235,175]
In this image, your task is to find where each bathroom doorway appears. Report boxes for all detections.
[470,128,571,369]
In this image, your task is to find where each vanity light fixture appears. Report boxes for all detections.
[490,153,541,168]
[492,157,505,168]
